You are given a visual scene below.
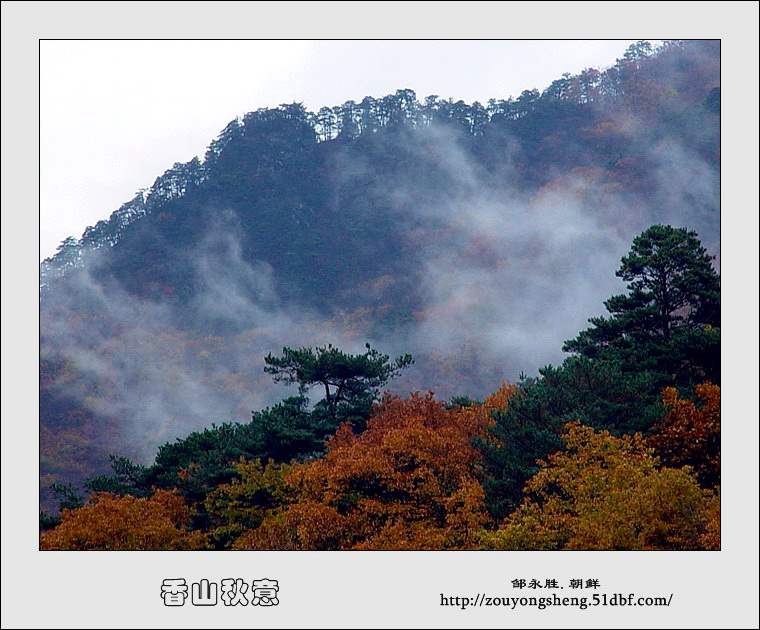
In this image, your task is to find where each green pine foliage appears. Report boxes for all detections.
[564,224,720,386]
[77,344,414,530]
[479,225,720,519]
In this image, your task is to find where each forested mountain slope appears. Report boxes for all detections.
[40,40,720,508]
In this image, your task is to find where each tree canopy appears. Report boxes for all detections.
[482,422,715,551]
[564,224,720,384]
[232,387,514,551]
[40,490,208,551]
[479,224,720,519]
[264,343,413,416]
[37,39,721,552]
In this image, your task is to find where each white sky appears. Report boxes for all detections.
[40,39,638,260]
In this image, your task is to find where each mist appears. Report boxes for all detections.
[39,44,720,489]
[40,226,374,466]
[41,116,718,473]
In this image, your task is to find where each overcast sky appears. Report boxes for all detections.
[40,39,639,260]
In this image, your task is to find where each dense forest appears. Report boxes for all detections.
[40,40,720,549]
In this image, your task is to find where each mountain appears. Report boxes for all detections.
[39,40,720,507]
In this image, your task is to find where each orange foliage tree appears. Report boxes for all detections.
[648,383,720,488]
[482,422,715,550]
[232,385,516,550]
[40,489,208,550]
[699,488,720,551]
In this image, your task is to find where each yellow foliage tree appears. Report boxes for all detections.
[700,488,720,551]
[482,422,715,550]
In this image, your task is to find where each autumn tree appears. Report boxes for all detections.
[648,382,720,487]
[40,489,208,550]
[482,422,714,551]
[478,356,667,520]
[231,386,515,551]
[700,488,720,550]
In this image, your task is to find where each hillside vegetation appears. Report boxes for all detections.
[40,41,720,549]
